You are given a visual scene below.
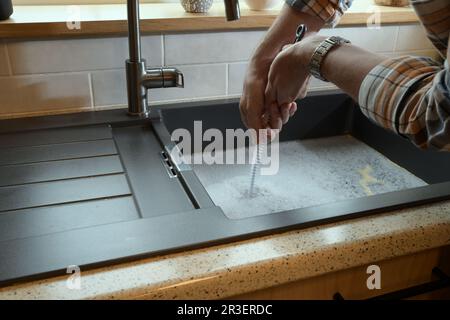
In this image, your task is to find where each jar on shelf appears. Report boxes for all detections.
[244,0,281,11]
[0,0,13,21]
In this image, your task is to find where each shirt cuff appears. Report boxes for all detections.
[285,0,352,27]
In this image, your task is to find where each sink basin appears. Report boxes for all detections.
[1,89,449,286]
[162,90,450,217]
[188,135,427,220]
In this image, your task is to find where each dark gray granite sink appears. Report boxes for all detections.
[1,90,449,286]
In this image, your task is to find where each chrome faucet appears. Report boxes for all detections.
[126,0,240,117]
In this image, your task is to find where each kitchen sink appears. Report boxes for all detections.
[1,89,449,286]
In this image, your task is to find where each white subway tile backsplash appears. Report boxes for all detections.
[7,36,162,75]
[164,31,266,65]
[228,62,248,95]
[91,69,127,107]
[91,64,227,107]
[0,42,10,76]
[320,26,398,52]
[396,24,435,51]
[0,25,438,118]
[0,73,92,116]
[141,35,164,66]
[152,64,227,101]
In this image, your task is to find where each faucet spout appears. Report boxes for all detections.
[142,67,184,89]
[126,0,240,117]
[127,0,141,63]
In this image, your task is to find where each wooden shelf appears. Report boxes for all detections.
[0,2,419,39]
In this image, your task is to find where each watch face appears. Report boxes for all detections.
[332,36,351,45]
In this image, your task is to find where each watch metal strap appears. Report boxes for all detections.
[309,36,351,82]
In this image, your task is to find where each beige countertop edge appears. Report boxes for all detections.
[0,2,419,39]
[0,200,449,300]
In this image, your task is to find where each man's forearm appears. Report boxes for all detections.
[310,40,385,100]
[250,4,324,71]
[302,36,386,101]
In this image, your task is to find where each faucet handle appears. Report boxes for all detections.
[143,67,184,89]
[162,67,184,88]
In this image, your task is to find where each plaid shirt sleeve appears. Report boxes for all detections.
[358,0,450,151]
[285,0,353,27]
[358,57,450,151]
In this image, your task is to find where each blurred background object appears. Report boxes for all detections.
[374,0,409,7]
[0,0,13,21]
[244,0,281,11]
[181,0,214,13]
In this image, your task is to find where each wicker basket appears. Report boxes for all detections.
[180,0,214,13]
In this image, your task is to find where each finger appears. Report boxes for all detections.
[256,112,271,144]
[282,44,293,51]
[247,107,264,131]
[280,103,290,124]
[239,99,249,128]
[264,81,277,124]
[261,111,270,128]
[297,87,308,100]
[288,102,298,117]
[269,102,282,130]
[245,92,266,130]
[264,76,275,103]
[296,76,311,100]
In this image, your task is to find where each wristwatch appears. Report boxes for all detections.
[309,36,351,82]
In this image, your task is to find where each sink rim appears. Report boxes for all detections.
[1,89,450,287]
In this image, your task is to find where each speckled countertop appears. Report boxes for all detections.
[0,200,449,299]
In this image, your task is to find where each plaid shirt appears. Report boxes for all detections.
[286,0,450,150]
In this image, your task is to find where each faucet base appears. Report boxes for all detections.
[127,110,151,118]
[126,59,185,117]
[126,59,149,117]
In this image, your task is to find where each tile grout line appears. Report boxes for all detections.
[0,70,99,79]
[0,60,251,79]
[225,63,229,96]
[88,72,95,110]
[161,35,165,66]
[0,61,245,79]
[393,25,400,52]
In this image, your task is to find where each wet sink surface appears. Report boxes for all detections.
[191,136,427,220]
[1,90,449,286]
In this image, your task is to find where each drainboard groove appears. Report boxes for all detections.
[0,174,131,213]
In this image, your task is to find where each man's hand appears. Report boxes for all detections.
[265,35,326,130]
[239,63,269,130]
[238,4,324,131]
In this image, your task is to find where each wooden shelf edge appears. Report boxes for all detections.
[0,4,419,39]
